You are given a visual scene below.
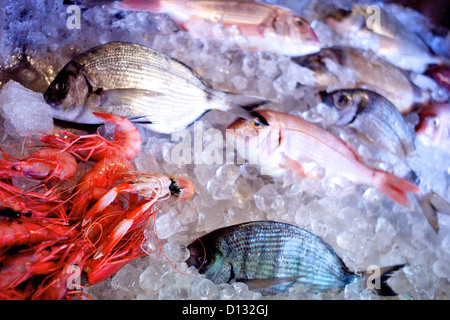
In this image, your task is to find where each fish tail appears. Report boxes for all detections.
[224,92,271,124]
[374,170,420,207]
[362,264,405,296]
[416,191,450,233]
[115,0,163,12]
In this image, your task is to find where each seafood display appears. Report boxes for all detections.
[0,0,449,301]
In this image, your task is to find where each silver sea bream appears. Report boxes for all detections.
[44,41,267,134]
[186,221,403,295]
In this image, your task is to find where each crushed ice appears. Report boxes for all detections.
[0,0,449,300]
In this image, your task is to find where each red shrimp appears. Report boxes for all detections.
[0,242,69,290]
[30,241,89,300]
[0,217,78,248]
[0,181,69,220]
[68,155,135,220]
[0,148,78,182]
[41,112,141,161]
[84,229,146,285]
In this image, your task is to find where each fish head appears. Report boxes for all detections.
[227,110,280,165]
[324,7,366,34]
[273,10,320,56]
[186,237,232,283]
[44,61,91,121]
[318,89,364,126]
[416,104,449,146]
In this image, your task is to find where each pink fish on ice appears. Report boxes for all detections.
[228,109,420,207]
[115,0,321,56]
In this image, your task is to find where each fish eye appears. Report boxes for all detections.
[197,255,207,266]
[295,18,304,26]
[428,117,439,128]
[251,120,262,130]
[55,82,67,91]
[334,93,349,108]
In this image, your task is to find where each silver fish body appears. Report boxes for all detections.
[319,89,415,160]
[186,221,403,295]
[324,5,440,73]
[293,46,422,113]
[44,41,265,134]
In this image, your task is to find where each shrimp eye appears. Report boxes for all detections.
[334,94,349,108]
[251,120,262,130]
[295,18,304,26]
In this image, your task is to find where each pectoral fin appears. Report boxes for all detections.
[280,154,308,178]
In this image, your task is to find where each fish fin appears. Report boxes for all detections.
[416,195,440,233]
[428,191,450,216]
[127,116,153,125]
[224,92,271,110]
[362,264,405,296]
[280,154,308,178]
[224,92,270,125]
[114,0,163,12]
[416,191,450,233]
[240,277,298,290]
[374,170,421,207]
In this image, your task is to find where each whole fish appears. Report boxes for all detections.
[114,0,321,57]
[186,221,404,295]
[318,89,415,160]
[293,47,422,113]
[415,103,450,149]
[324,5,440,73]
[227,110,420,207]
[44,41,268,134]
[318,90,450,232]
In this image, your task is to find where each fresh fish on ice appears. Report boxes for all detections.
[44,41,268,134]
[114,0,321,57]
[323,5,442,73]
[318,89,416,160]
[186,220,405,295]
[228,109,420,207]
[319,90,449,232]
[293,46,423,113]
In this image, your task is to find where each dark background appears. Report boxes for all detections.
[388,0,450,29]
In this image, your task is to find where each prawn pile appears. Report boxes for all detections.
[0,112,194,300]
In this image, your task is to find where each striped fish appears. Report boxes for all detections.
[44,42,267,134]
[186,221,404,295]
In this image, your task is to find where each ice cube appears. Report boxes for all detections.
[0,80,53,136]
[206,164,241,200]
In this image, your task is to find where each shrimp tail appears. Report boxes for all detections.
[374,170,420,207]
